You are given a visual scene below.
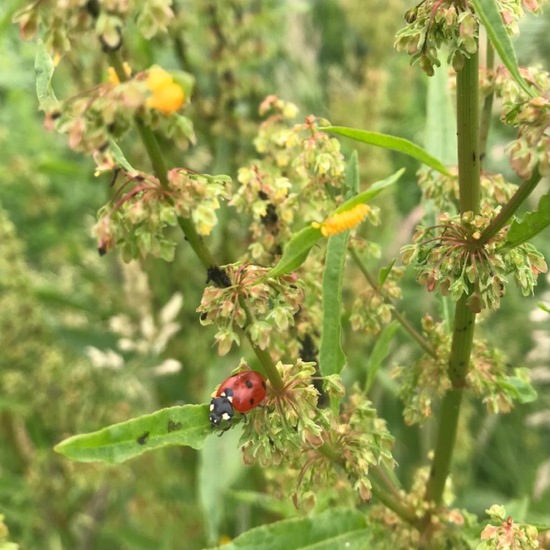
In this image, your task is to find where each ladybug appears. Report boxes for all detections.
[209,370,267,430]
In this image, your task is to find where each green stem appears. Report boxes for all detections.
[479,39,494,168]
[317,443,419,526]
[239,298,285,392]
[457,51,481,215]
[348,247,437,358]
[107,51,281,378]
[424,50,481,508]
[107,52,216,269]
[424,296,475,504]
[479,168,542,244]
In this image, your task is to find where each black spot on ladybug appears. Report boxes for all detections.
[137,431,150,445]
[167,420,182,432]
[249,398,255,406]
[245,380,253,389]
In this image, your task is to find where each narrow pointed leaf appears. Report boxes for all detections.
[324,127,450,175]
[505,193,550,248]
[54,405,211,464]
[204,508,368,550]
[334,168,405,214]
[470,0,533,97]
[267,170,402,279]
[378,258,396,288]
[319,230,349,377]
[318,153,359,377]
[109,139,136,172]
[365,321,400,393]
[35,40,59,112]
[265,225,321,279]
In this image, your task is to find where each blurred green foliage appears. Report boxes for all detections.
[0,1,548,549]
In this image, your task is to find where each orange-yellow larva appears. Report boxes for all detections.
[314,203,371,237]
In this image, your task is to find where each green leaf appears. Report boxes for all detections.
[334,168,405,214]
[365,321,400,393]
[266,225,321,279]
[109,139,136,172]
[470,0,533,97]
[266,169,402,280]
[319,225,349,378]
[426,54,457,165]
[54,405,211,464]
[34,40,59,112]
[199,427,244,544]
[324,126,450,175]
[505,193,550,248]
[501,376,538,404]
[204,508,368,550]
[378,258,396,288]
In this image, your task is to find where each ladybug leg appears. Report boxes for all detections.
[241,413,247,424]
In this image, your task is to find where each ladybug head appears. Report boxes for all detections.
[209,392,234,428]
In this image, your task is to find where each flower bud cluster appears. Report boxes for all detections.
[393,316,537,424]
[167,169,231,235]
[417,167,517,211]
[394,1,478,75]
[93,168,230,261]
[350,266,404,334]
[491,66,550,179]
[232,96,346,263]
[14,0,173,54]
[94,172,177,262]
[44,65,193,168]
[368,467,472,548]
[402,209,547,313]
[479,505,540,549]
[242,363,395,507]
[241,360,322,467]
[197,263,304,356]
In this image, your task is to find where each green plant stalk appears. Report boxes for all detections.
[424,295,476,504]
[348,247,437,358]
[317,443,419,526]
[457,50,481,215]
[479,168,542,244]
[239,298,284,392]
[108,52,217,269]
[424,50,481,507]
[107,51,284,378]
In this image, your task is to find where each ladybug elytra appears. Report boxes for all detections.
[209,370,267,429]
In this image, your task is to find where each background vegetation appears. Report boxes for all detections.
[0,1,548,549]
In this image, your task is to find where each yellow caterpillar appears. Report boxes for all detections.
[314,203,371,237]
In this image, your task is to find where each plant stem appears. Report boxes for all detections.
[424,295,476,504]
[317,442,419,526]
[107,51,281,377]
[348,247,437,358]
[423,50,481,509]
[479,168,542,244]
[457,51,481,215]
[107,52,216,269]
[240,298,284,392]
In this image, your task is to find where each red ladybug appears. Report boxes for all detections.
[209,370,267,429]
